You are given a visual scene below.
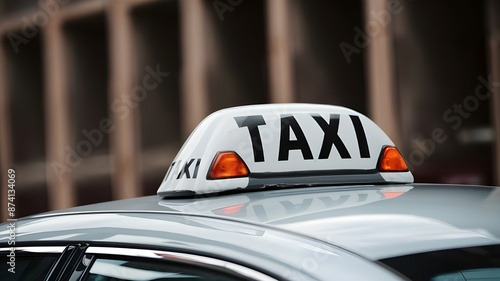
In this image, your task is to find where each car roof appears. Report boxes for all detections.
[2,190,410,281]
[19,183,500,261]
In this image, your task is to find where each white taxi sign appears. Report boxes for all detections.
[157,104,413,197]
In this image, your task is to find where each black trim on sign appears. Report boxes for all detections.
[159,171,389,198]
[250,168,378,178]
[247,173,386,187]
[158,190,197,199]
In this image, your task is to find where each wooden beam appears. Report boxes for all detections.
[58,0,104,21]
[0,0,103,33]
[179,0,209,138]
[43,17,75,210]
[267,0,294,103]
[364,0,401,146]
[107,0,141,199]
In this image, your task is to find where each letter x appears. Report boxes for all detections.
[177,159,196,179]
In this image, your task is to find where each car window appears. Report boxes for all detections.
[0,255,58,281]
[85,257,248,281]
[432,268,500,281]
[379,245,500,281]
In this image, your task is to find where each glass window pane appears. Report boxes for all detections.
[380,245,500,280]
[0,255,58,281]
[86,257,246,281]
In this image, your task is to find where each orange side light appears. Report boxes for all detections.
[208,151,249,179]
[378,146,408,172]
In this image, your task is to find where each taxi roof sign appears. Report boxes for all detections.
[157,104,413,198]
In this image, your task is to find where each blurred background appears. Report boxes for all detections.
[1,0,500,220]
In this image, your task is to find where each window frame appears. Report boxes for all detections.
[0,246,65,280]
[0,246,277,281]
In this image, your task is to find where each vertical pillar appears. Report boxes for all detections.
[267,0,294,103]
[486,0,500,185]
[365,0,401,146]
[108,0,141,199]
[180,0,209,138]
[0,35,13,221]
[44,18,76,210]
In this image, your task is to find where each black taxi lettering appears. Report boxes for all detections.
[235,114,370,162]
[234,115,266,162]
[279,115,313,161]
[350,115,370,158]
[169,158,202,180]
[163,162,176,182]
[311,114,350,159]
